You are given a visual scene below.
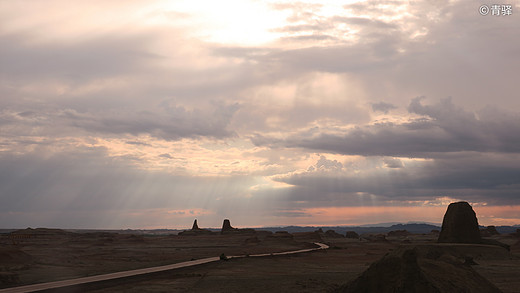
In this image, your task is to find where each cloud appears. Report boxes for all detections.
[159,153,173,159]
[253,98,520,158]
[372,101,397,113]
[258,0,520,111]
[272,152,520,207]
[382,157,403,168]
[309,155,343,171]
[0,101,239,141]
[0,33,160,83]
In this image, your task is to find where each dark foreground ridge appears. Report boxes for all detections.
[335,245,504,293]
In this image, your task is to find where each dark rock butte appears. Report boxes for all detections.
[221,219,234,233]
[438,201,481,244]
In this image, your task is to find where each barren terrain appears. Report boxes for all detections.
[1,229,519,292]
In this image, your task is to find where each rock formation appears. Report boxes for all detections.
[361,234,388,242]
[266,231,295,243]
[178,219,213,236]
[345,231,360,239]
[192,219,200,230]
[438,201,481,244]
[324,230,345,238]
[220,219,255,235]
[221,219,234,232]
[267,231,293,239]
[480,225,499,237]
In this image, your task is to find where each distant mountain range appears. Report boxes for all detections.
[257,223,441,235]
[257,223,520,235]
[1,223,518,236]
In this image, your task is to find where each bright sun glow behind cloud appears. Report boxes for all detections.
[147,0,288,45]
[147,0,363,45]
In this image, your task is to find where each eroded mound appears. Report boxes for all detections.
[336,245,505,293]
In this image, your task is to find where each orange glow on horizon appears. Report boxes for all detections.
[270,205,520,227]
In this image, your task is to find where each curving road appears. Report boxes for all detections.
[0,242,329,293]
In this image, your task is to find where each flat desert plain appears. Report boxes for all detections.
[1,229,519,292]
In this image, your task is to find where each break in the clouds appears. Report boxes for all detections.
[1,0,519,228]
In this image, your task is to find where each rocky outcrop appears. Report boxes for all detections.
[220,219,255,235]
[324,230,345,238]
[438,202,481,244]
[361,234,388,242]
[480,225,499,237]
[192,219,200,230]
[221,219,234,232]
[345,231,360,239]
[178,219,213,236]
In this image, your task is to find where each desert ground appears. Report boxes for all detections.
[1,228,519,292]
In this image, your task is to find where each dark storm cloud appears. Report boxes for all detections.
[371,101,397,113]
[126,141,151,146]
[0,102,239,140]
[272,153,520,206]
[60,102,240,140]
[252,98,520,158]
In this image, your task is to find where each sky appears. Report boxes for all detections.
[1,0,520,229]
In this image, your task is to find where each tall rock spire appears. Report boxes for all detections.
[192,219,199,230]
